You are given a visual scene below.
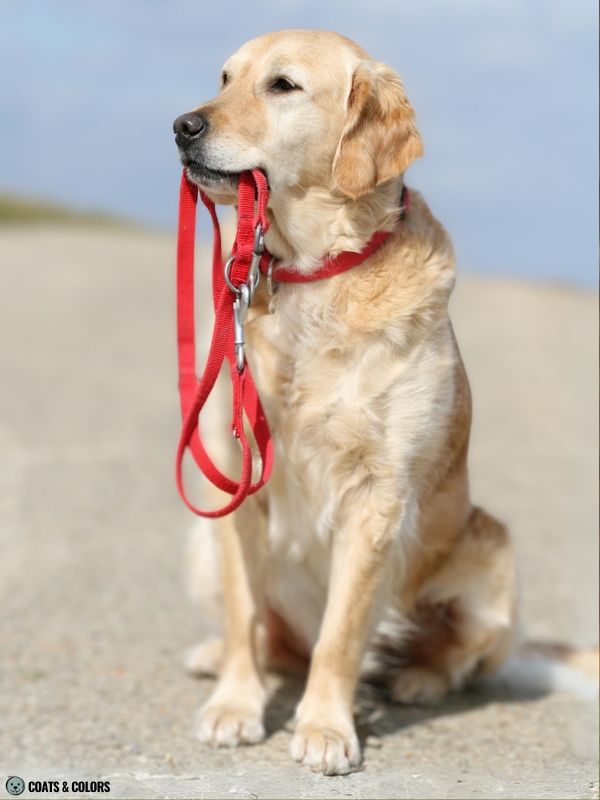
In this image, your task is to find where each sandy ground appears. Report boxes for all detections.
[0,224,597,800]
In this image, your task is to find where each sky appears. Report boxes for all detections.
[1,0,597,286]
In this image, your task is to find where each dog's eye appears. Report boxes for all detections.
[221,71,229,88]
[269,77,300,93]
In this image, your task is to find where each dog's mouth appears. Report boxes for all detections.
[179,154,269,200]
[181,157,241,190]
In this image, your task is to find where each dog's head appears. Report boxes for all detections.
[173,30,422,204]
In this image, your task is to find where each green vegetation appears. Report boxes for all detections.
[0,193,138,228]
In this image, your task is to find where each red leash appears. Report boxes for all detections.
[175,169,273,517]
[175,170,408,517]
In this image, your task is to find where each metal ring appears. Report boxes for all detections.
[225,256,261,302]
[266,258,278,296]
[224,256,241,296]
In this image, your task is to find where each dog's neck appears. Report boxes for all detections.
[263,176,404,274]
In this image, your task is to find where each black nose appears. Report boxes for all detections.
[173,112,208,142]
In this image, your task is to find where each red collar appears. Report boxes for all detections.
[174,169,408,517]
[261,184,409,287]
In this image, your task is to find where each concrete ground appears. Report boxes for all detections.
[0,224,597,799]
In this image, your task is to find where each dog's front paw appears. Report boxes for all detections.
[196,702,266,747]
[290,718,361,775]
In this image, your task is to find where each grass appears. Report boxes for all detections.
[0,193,138,228]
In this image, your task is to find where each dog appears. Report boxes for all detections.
[173,29,517,775]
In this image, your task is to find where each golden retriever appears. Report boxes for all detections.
[173,28,517,775]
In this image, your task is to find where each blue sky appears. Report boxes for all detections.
[1,0,597,286]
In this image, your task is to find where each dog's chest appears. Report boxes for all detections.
[251,287,340,510]
[246,283,398,643]
[249,282,364,529]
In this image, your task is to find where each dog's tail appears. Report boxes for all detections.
[485,641,599,700]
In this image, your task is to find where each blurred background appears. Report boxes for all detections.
[1,2,598,798]
[1,0,598,285]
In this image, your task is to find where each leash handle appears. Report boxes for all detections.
[175,171,273,517]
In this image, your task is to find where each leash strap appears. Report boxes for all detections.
[175,170,273,517]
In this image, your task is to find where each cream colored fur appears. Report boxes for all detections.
[177,29,518,776]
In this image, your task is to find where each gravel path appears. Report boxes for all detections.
[0,225,597,799]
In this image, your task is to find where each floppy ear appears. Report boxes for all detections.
[333,61,423,199]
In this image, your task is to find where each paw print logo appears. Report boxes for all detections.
[6,777,25,796]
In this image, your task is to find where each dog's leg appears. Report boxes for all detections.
[290,504,399,775]
[195,496,269,746]
[389,506,517,703]
[185,515,224,677]
[186,612,309,678]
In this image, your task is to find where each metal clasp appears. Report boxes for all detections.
[225,222,266,371]
[233,283,250,371]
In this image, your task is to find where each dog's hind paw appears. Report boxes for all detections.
[185,638,224,677]
[389,666,449,705]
